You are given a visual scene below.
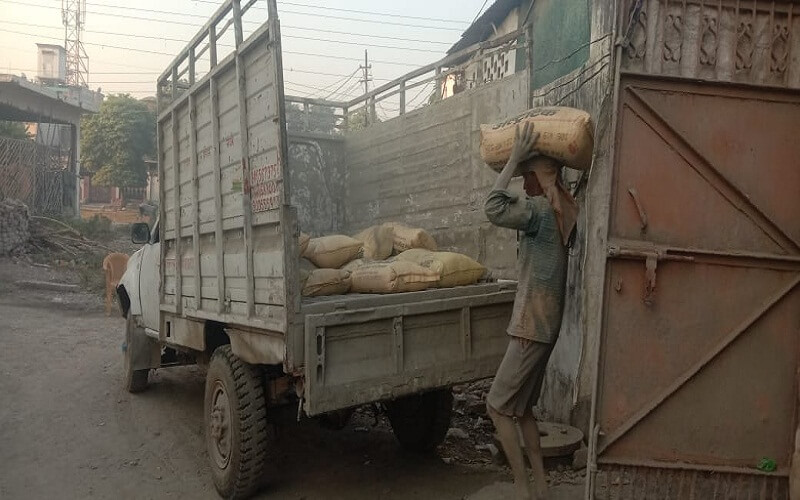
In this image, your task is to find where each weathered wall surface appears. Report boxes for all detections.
[342,72,530,279]
[530,0,617,429]
[621,0,800,88]
[287,133,347,237]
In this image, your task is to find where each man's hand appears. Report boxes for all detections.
[508,122,540,166]
[491,123,540,192]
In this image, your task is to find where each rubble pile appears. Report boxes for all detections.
[0,199,30,255]
[27,216,110,256]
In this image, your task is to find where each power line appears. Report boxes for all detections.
[0,27,422,67]
[470,0,490,25]
[284,25,452,46]
[323,67,360,100]
[282,34,439,54]
[0,28,173,56]
[0,19,443,54]
[286,67,390,82]
[26,1,459,46]
[190,0,472,25]
[0,65,390,82]
[8,0,466,32]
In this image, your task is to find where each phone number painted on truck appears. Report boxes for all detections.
[246,161,282,213]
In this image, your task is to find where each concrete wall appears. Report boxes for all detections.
[342,72,530,279]
[531,1,616,430]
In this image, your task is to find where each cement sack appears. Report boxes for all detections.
[299,258,317,290]
[480,106,594,172]
[396,249,487,288]
[353,225,394,260]
[299,232,311,256]
[350,261,440,294]
[341,258,370,273]
[305,235,363,269]
[383,222,437,253]
[302,268,352,297]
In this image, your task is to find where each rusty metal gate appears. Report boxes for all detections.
[589,76,800,499]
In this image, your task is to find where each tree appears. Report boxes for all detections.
[286,103,338,135]
[81,95,155,187]
[345,108,380,132]
[0,121,31,140]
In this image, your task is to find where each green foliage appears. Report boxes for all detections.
[0,121,31,140]
[345,108,379,132]
[286,103,339,134]
[81,95,155,188]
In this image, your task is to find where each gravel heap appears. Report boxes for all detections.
[0,199,30,255]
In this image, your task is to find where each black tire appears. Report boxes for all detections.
[385,389,453,453]
[204,346,269,500]
[123,314,150,393]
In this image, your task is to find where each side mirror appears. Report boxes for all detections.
[131,222,151,244]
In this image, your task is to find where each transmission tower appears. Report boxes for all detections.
[62,0,88,87]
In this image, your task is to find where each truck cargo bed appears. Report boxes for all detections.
[301,281,516,311]
[301,282,516,415]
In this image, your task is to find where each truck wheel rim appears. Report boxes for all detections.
[209,380,232,469]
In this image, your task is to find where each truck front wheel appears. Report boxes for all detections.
[204,346,270,499]
[123,314,151,393]
[385,389,453,453]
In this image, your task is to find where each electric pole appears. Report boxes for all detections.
[62,0,88,87]
[359,50,372,125]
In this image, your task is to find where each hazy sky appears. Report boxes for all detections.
[0,0,487,103]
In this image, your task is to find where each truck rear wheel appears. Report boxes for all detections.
[204,346,269,499]
[123,314,150,393]
[385,389,453,453]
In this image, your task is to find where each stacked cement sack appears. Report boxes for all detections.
[0,199,30,255]
[299,223,487,297]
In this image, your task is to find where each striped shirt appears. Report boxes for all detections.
[484,190,567,343]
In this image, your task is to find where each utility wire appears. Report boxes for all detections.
[323,68,360,100]
[0,19,443,54]
[6,0,465,32]
[0,27,422,67]
[190,0,471,24]
[470,0,490,25]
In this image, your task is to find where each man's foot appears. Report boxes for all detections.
[533,483,548,500]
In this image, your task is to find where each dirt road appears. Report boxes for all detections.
[0,259,583,499]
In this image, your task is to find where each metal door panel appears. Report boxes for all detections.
[590,75,800,499]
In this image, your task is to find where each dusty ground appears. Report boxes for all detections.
[0,257,584,500]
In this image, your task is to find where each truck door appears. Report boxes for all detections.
[140,219,160,331]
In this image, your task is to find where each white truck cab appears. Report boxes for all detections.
[118,219,160,332]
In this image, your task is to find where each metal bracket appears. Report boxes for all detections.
[608,243,694,305]
[628,186,648,232]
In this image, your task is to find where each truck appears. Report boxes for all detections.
[117,1,528,498]
[118,0,800,499]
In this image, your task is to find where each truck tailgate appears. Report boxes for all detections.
[302,283,515,415]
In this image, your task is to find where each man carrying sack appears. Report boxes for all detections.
[483,122,578,500]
